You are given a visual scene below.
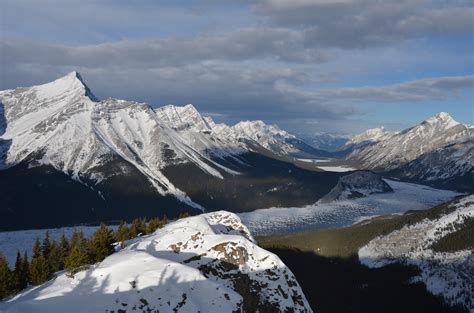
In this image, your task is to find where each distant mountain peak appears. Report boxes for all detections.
[422,112,458,129]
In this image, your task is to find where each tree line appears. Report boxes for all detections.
[0,213,190,300]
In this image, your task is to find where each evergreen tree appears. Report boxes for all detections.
[146,217,160,234]
[13,251,27,291]
[47,241,62,273]
[70,230,88,252]
[88,223,114,263]
[129,218,145,238]
[58,232,70,268]
[0,253,12,299]
[160,215,169,228]
[64,229,90,271]
[114,221,130,246]
[178,212,190,219]
[21,252,29,286]
[28,255,50,285]
[42,231,51,259]
[32,238,42,258]
[64,246,89,271]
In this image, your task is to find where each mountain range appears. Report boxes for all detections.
[0,72,472,230]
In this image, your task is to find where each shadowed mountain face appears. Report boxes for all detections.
[0,102,11,169]
[0,73,343,230]
[269,248,467,313]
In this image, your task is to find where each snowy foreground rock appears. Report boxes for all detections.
[359,195,474,311]
[1,212,312,313]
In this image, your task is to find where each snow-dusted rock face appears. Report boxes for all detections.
[343,126,392,149]
[0,72,250,209]
[1,212,312,313]
[154,104,247,159]
[302,132,349,152]
[394,138,473,184]
[318,171,393,203]
[346,113,473,178]
[232,120,329,158]
[359,195,474,310]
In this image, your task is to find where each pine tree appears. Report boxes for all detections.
[28,255,50,286]
[129,218,145,238]
[178,212,190,219]
[146,217,160,234]
[160,215,168,228]
[32,238,42,258]
[88,224,114,263]
[13,251,27,291]
[0,253,12,299]
[64,246,89,272]
[47,241,62,273]
[42,231,51,259]
[70,230,88,252]
[58,232,70,269]
[21,252,29,286]
[114,221,130,246]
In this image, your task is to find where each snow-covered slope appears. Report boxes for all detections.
[1,211,312,313]
[359,195,474,311]
[0,72,249,209]
[155,104,246,159]
[346,113,473,180]
[394,138,473,184]
[342,126,392,150]
[232,120,330,158]
[155,103,329,159]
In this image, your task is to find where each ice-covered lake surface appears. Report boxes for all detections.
[0,180,460,266]
[238,179,461,236]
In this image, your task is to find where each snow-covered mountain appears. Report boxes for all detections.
[300,132,349,152]
[1,211,312,312]
[0,72,341,230]
[342,126,393,150]
[231,120,331,158]
[0,72,243,209]
[345,113,473,183]
[155,104,330,159]
[391,138,474,190]
[359,195,474,311]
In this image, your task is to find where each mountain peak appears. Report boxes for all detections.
[423,112,458,129]
[36,71,99,102]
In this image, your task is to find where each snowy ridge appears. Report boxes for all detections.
[346,112,473,180]
[1,212,312,313]
[0,73,254,208]
[359,195,474,310]
[343,126,392,149]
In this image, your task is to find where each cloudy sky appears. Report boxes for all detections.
[1,0,473,135]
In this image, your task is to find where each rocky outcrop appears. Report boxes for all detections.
[319,171,393,203]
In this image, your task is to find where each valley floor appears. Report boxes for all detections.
[258,195,473,313]
[240,179,460,236]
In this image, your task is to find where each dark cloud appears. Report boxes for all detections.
[1,0,473,134]
[255,0,474,48]
[275,76,474,104]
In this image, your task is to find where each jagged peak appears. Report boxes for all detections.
[421,112,459,129]
[30,71,99,102]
